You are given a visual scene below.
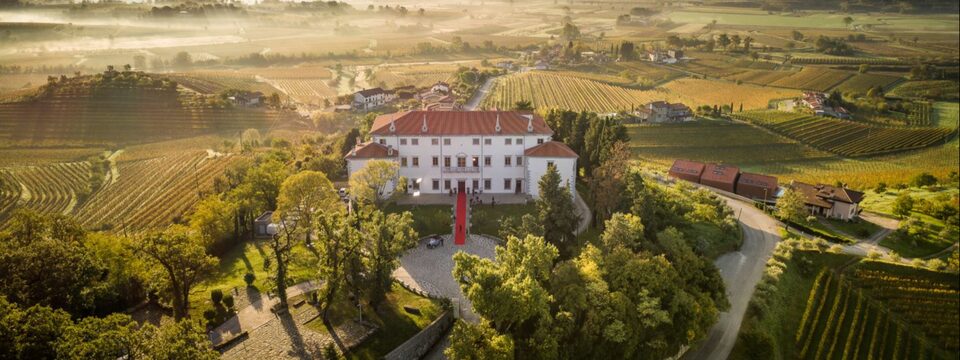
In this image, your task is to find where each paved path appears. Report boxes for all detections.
[464,76,497,110]
[210,281,320,346]
[683,196,782,360]
[573,190,591,235]
[393,234,498,323]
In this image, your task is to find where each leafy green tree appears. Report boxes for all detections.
[513,100,534,111]
[135,319,218,360]
[498,213,543,240]
[537,164,580,258]
[56,314,138,360]
[349,159,400,207]
[0,211,106,316]
[599,213,646,253]
[135,226,217,319]
[910,172,938,187]
[0,296,71,359]
[588,141,632,226]
[777,187,807,225]
[358,208,418,306]
[445,321,514,360]
[245,158,289,211]
[893,193,915,218]
[315,212,363,322]
[189,194,237,249]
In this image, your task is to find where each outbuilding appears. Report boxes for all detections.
[736,172,778,202]
[700,163,740,193]
[668,159,705,183]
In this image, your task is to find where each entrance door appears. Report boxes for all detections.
[457,180,466,194]
[515,179,523,194]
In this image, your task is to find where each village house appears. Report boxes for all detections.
[430,81,450,94]
[801,91,851,119]
[635,101,694,123]
[647,49,683,64]
[788,181,864,220]
[228,91,264,107]
[345,111,578,199]
[353,87,398,110]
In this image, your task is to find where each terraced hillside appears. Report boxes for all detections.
[795,264,958,360]
[0,161,93,221]
[76,150,239,232]
[733,111,955,156]
[0,72,291,145]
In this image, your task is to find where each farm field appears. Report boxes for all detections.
[732,111,955,157]
[662,10,960,31]
[265,78,338,106]
[166,71,282,95]
[795,264,959,359]
[833,73,904,95]
[889,80,960,101]
[766,68,854,92]
[76,149,240,232]
[0,161,93,223]
[0,147,104,166]
[662,78,800,110]
[627,120,832,168]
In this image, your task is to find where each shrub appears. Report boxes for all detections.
[211,289,224,305]
[223,294,235,309]
[889,251,901,262]
[203,309,216,321]
[927,259,946,271]
[867,250,882,259]
[828,245,844,254]
[324,343,339,360]
[874,182,887,193]
[910,172,938,187]
[805,215,817,223]
[738,330,774,359]
[244,272,256,286]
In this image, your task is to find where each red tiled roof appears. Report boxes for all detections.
[790,181,864,208]
[738,172,778,189]
[524,141,578,158]
[791,181,833,208]
[669,159,705,176]
[345,142,398,159]
[370,111,553,136]
[701,163,740,184]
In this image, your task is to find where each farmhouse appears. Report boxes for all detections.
[801,91,851,119]
[345,111,578,199]
[228,91,264,107]
[430,81,451,94]
[788,181,864,221]
[668,159,706,183]
[736,172,778,202]
[700,163,740,193]
[635,101,694,123]
[353,87,398,110]
[647,50,683,64]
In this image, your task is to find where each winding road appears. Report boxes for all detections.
[683,196,782,360]
[464,76,497,110]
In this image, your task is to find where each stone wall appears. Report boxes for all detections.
[383,311,454,360]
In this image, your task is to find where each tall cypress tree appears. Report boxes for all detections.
[537,164,580,259]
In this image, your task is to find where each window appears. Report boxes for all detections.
[484,156,491,167]
[471,156,479,167]
[412,139,419,145]
[537,138,544,144]
[484,179,491,190]
[516,156,523,166]
[378,139,386,145]
[444,156,451,167]
[400,157,408,167]
[505,138,512,145]
[433,180,440,190]
[400,138,407,145]
[516,138,523,145]
[444,180,451,190]
[443,139,451,145]
[504,179,512,190]
[473,138,480,145]
[432,156,439,167]
[412,180,420,190]
[472,179,479,190]
[432,138,439,145]
[548,161,555,167]
[457,157,467,168]
[504,156,512,166]
[412,157,419,167]
[484,138,492,145]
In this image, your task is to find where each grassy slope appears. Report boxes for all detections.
[862,186,957,257]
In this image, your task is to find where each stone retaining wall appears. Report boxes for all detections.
[383,311,453,360]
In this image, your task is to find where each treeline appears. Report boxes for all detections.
[146,3,247,18]
[815,36,855,56]
[543,109,629,175]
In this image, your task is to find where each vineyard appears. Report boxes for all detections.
[627,121,832,167]
[789,56,908,66]
[0,162,95,227]
[889,80,960,101]
[833,73,903,95]
[0,89,289,145]
[766,68,854,92]
[371,64,458,89]
[731,111,955,156]
[662,78,801,110]
[264,78,338,106]
[481,71,666,112]
[795,265,958,360]
[76,150,239,232]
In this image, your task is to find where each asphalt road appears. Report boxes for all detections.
[683,196,782,360]
[463,76,496,110]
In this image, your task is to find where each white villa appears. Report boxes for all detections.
[345,111,578,199]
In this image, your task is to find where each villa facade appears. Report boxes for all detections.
[345,111,578,199]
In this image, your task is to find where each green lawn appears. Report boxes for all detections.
[821,218,882,240]
[303,283,442,360]
[385,202,536,238]
[879,225,952,259]
[191,238,319,317]
[861,186,959,226]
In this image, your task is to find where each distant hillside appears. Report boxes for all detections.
[0,69,292,145]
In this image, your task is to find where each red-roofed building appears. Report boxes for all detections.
[736,172,778,202]
[700,163,740,193]
[346,111,576,199]
[787,181,864,220]
[668,159,706,183]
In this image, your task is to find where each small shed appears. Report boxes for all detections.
[700,163,740,193]
[254,211,274,238]
[736,172,778,202]
[668,159,705,183]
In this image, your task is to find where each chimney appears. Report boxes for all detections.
[421,114,428,133]
[495,114,502,133]
[525,114,534,133]
[389,118,396,133]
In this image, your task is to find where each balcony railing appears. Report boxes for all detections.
[443,166,480,173]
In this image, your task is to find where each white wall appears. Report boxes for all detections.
[371,133,553,195]
[527,157,577,199]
